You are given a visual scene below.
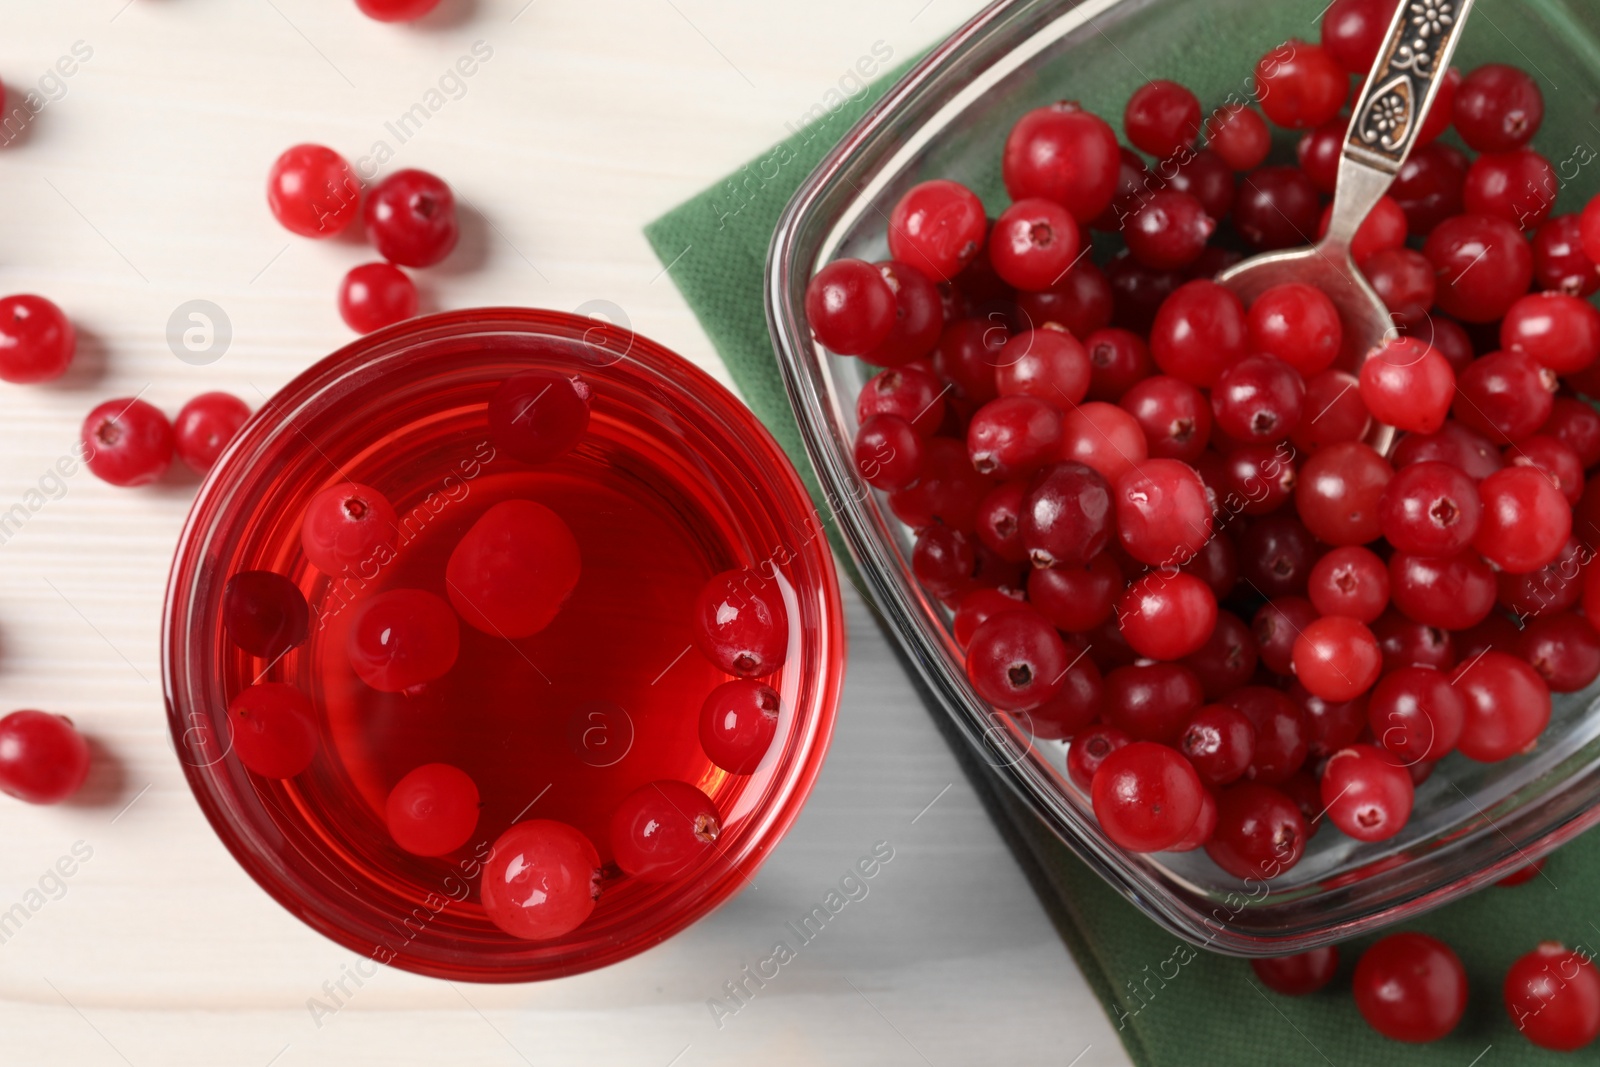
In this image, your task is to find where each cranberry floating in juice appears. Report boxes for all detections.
[164,311,843,979]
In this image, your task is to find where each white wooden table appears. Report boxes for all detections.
[0,2,1129,1063]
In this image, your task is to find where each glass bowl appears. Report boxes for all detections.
[766,0,1600,955]
[163,308,845,982]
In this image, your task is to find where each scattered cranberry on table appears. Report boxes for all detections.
[353,0,443,21]
[338,262,419,334]
[266,143,362,238]
[1353,932,1469,1042]
[81,397,175,487]
[173,391,251,474]
[364,168,461,268]
[0,294,75,383]
[0,710,91,804]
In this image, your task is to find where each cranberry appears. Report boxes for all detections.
[1288,680,1369,759]
[0,710,90,804]
[1358,338,1455,436]
[1234,166,1322,250]
[300,482,399,575]
[1584,194,1600,266]
[1182,610,1258,698]
[1452,650,1551,761]
[912,525,977,606]
[228,683,318,778]
[1502,292,1600,374]
[858,365,946,437]
[700,679,781,773]
[1517,612,1600,692]
[1218,442,1299,517]
[223,570,310,660]
[0,294,75,383]
[1504,942,1600,1051]
[1465,148,1558,230]
[1378,461,1482,558]
[1212,355,1304,443]
[447,500,582,638]
[972,482,1028,564]
[1029,651,1104,741]
[1017,462,1112,568]
[1254,596,1319,676]
[1255,40,1348,128]
[866,260,945,367]
[1150,280,1248,387]
[1125,190,1214,271]
[337,262,417,334]
[385,763,479,856]
[1224,685,1309,785]
[81,397,174,487]
[1473,465,1570,574]
[886,179,987,283]
[1418,66,1462,144]
[1103,662,1203,745]
[888,438,990,530]
[1297,117,1347,194]
[1361,248,1437,332]
[1308,545,1389,623]
[806,258,897,356]
[1247,282,1342,378]
[1354,932,1468,1042]
[1084,327,1154,401]
[1028,554,1121,633]
[1124,80,1201,157]
[610,780,721,882]
[1015,259,1115,338]
[1320,0,1399,70]
[1097,146,1162,232]
[1320,743,1414,841]
[1392,420,1504,479]
[1002,102,1122,222]
[1106,251,1184,331]
[1061,398,1151,483]
[1204,105,1272,172]
[1296,441,1391,546]
[1066,724,1132,792]
[481,820,600,940]
[1207,782,1308,879]
[1369,665,1465,764]
[1319,195,1408,261]
[173,391,251,475]
[364,168,459,267]
[1424,214,1535,324]
[1292,615,1382,702]
[1544,397,1600,466]
[1114,458,1212,566]
[1180,704,1256,786]
[1117,572,1217,661]
[1294,370,1370,452]
[1253,947,1340,995]
[1509,434,1583,505]
[1090,741,1203,852]
[989,198,1081,292]
[855,414,924,490]
[347,588,460,693]
[1454,63,1544,153]
[355,0,443,20]
[1168,788,1218,851]
[1391,548,1497,629]
[266,144,361,238]
[692,568,789,677]
[1499,537,1586,618]
[1392,143,1470,235]
[1498,857,1546,886]
[488,370,592,464]
[1372,620,1454,683]
[1239,517,1320,600]
[1117,375,1210,462]
[965,608,1069,711]
[966,395,1060,478]
[1532,214,1600,296]
[1457,613,1523,663]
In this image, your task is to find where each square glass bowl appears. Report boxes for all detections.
[766,0,1600,955]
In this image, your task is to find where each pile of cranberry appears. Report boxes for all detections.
[808,0,1600,1048]
[219,372,790,942]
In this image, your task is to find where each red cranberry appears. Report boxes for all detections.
[447,500,582,638]
[355,0,443,20]
[1392,142,1470,235]
[974,482,1029,564]
[1320,0,1399,70]
[1359,337,1455,435]
[1308,545,1389,623]
[888,438,990,530]
[1066,724,1132,791]
[1320,743,1414,841]
[488,370,592,464]
[857,365,947,435]
[1029,650,1104,741]
[1498,536,1585,618]
[1118,375,1211,462]
[1239,517,1320,600]
[989,198,1081,292]
[347,589,460,693]
[1182,610,1257,698]
[1212,355,1305,443]
[1124,80,1201,157]
[0,710,90,804]
[1028,554,1121,633]
[1369,665,1465,764]
[805,258,896,355]
[1287,680,1368,759]
[1116,572,1218,661]
[1465,148,1558,230]
[1418,66,1463,144]
[1166,149,1236,221]
[1293,615,1382,702]
[1378,461,1481,557]
[173,391,251,474]
[223,570,310,660]
[610,780,720,882]
[1019,462,1113,568]
[1180,703,1256,786]
[481,820,600,940]
[1254,596,1319,677]
[1503,942,1600,1051]
[1424,213,1535,324]
[1253,947,1340,995]
[1150,280,1248,388]
[1392,420,1504,479]
[385,763,479,856]
[965,608,1069,711]
[1234,166,1322,250]
[1084,327,1154,401]
[1454,63,1544,153]
[1501,292,1600,374]
[266,144,361,237]
[691,568,789,678]
[1125,190,1214,271]
[1246,282,1342,378]
[1090,741,1204,852]
[1516,612,1600,693]
[1296,441,1391,546]
[1103,662,1204,745]
[1206,782,1307,879]
[338,262,417,334]
[1060,402,1149,485]
[1255,40,1348,128]
[887,179,987,283]
[1224,685,1309,785]
[967,395,1062,478]
[855,414,924,490]
[1474,465,1570,574]
[1015,259,1115,337]
[0,294,75,383]
[954,590,1025,651]
[1373,610,1456,672]
[1452,650,1551,761]
[228,683,318,778]
[1293,370,1370,452]
[1002,102,1122,223]
[1532,214,1600,296]
[1297,117,1347,194]
[913,525,977,606]
[1318,195,1408,261]
[1390,548,1497,629]
[700,680,781,773]
[301,481,399,575]
[1354,933,1468,1042]
[1361,247,1437,332]
[1114,458,1212,566]
[1509,434,1583,505]
[364,168,459,267]
[866,260,945,367]
[81,397,175,487]
[1205,104,1272,171]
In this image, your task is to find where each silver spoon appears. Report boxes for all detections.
[1219,0,1477,453]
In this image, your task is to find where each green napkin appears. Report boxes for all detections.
[644,10,1600,1062]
